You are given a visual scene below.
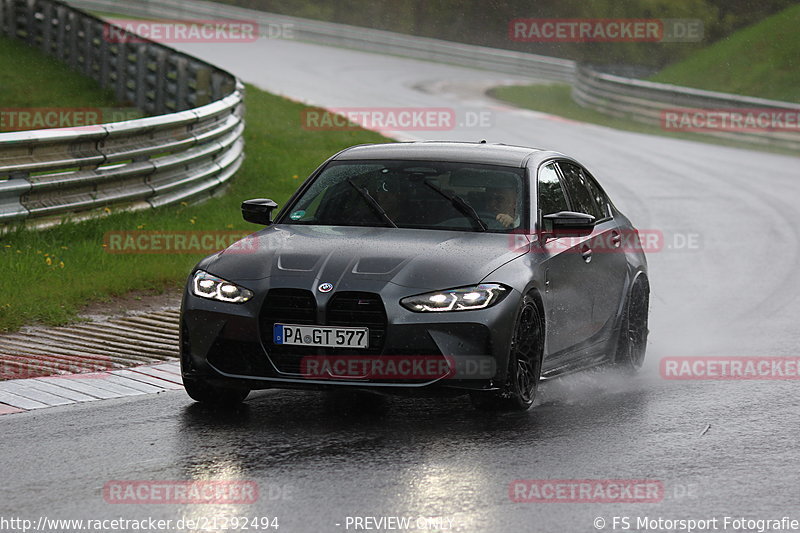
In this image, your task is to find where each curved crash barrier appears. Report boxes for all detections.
[572,65,800,151]
[67,0,800,152]
[66,0,579,83]
[0,0,244,226]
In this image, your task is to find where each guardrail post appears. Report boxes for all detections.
[24,0,37,45]
[54,2,67,62]
[154,48,170,113]
[174,56,189,111]
[64,8,79,70]
[0,0,5,37]
[120,41,137,105]
[134,44,149,113]
[41,0,54,54]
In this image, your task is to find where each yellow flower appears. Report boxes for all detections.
[225,224,233,229]
[45,257,52,266]
[60,246,68,250]
[292,174,299,179]
[59,261,65,268]
[103,207,112,214]
[189,218,196,225]
[137,224,145,229]
[180,201,188,207]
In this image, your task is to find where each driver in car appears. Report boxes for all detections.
[487,185,519,228]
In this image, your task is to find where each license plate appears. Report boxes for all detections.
[273,324,369,349]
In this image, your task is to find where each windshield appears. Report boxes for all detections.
[278,160,528,233]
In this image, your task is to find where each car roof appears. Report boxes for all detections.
[332,141,545,168]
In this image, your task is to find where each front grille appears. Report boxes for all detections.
[327,292,387,356]
[261,288,317,324]
[259,289,388,375]
[260,288,318,374]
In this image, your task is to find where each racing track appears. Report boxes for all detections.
[2,30,799,532]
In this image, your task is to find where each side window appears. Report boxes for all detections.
[537,163,569,216]
[557,162,602,219]
[584,172,611,220]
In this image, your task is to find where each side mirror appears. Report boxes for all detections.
[542,211,595,237]
[242,198,278,225]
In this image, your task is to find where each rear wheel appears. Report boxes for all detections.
[614,280,649,371]
[183,376,250,406]
[471,295,543,411]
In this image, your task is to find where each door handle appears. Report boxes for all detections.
[611,231,622,248]
[581,245,592,263]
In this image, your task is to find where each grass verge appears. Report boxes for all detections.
[650,4,800,103]
[0,37,120,111]
[488,84,798,157]
[0,84,389,332]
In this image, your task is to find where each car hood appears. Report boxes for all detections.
[204,225,527,290]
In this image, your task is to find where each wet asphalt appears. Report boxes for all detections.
[3,22,800,533]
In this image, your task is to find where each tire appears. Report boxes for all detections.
[183,376,250,406]
[614,280,649,372]
[470,294,543,411]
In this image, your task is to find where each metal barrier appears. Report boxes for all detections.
[65,0,579,83]
[67,0,798,152]
[0,0,794,228]
[572,65,800,150]
[0,0,244,226]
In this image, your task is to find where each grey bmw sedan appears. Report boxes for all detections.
[180,141,649,411]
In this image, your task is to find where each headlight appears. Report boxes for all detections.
[192,270,253,303]
[401,284,509,312]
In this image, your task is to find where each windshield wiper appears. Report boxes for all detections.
[347,179,398,228]
[423,179,488,231]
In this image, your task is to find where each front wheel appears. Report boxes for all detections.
[471,295,543,411]
[183,376,250,406]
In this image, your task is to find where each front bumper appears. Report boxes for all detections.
[180,276,521,394]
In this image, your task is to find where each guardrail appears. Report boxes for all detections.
[572,66,800,150]
[0,0,793,229]
[65,0,578,83]
[68,0,798,152]
[0,0,244,226]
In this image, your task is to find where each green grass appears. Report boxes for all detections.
[490,6,800,154]
[650,4,800,103]
[0,34,388,332]
[0,85,389,332]
[0,37,120,110]
[488,83,798,157]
